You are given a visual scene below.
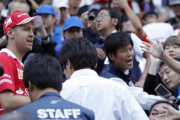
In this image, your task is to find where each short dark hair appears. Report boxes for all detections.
[104,32,133,63]
[163,36,180,49]
[158,58,180,73]
[149,100,179,115]
[23,54,63,92]
[142,11,158,21]
[59,37,98,70]
[97,7,121,30]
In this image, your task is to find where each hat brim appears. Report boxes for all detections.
[169,1,180,5]
[54,4,69,8]
[17,16,43,28]
[63,25,84,30]
[34,12,56,16]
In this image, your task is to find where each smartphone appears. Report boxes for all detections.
[155,84,171,96]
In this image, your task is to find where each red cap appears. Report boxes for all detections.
[94,0,109,3]
[3,11,43,34]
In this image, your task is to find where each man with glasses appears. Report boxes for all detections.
[95,8,120,39]
[84,3,106,74]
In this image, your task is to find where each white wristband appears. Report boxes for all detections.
[2,36,6,41]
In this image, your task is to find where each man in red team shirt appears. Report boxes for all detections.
[0,11,43,114]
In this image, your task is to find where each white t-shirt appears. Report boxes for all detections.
[61,69,149,120]
[143,23,174,43]
[174,29,180,36]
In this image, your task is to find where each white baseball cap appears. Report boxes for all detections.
[52,0,69,8]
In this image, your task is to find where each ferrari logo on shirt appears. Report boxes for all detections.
[17,69,23,79]
[16,87,24,95]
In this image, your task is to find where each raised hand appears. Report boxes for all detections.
[96,48,106,60]
[141,38,164,59]
[155,105,180,120]
[36,25,48,39]
[117,0,129,9]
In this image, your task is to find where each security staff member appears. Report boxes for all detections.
[15,54,94,120]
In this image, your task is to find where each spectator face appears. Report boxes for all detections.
[160,64,180,91]
[60,7,69,21]
[111,0,121,11]
[68,0,81,8]
[40,14,56,29]
[149,103,169,120]
[39,0,53,5]
[164,44,180,58]
[122,21,136,33]
[63,27,83,40]
[9,2,29,15]
[96,10,111,32]
[9,22,34,53]
[170,4,180,19]
[109,44,134,71]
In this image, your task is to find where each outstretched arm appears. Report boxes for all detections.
[118,0,145,40]
[141,38,180,74]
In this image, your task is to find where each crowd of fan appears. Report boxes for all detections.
[0,0,180,120]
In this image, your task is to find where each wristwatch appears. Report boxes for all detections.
[41,35,49,41]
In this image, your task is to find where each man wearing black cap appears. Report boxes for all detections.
[84,3,102,45]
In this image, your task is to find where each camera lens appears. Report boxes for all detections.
[88,12,96,21]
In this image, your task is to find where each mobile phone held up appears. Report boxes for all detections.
[155,84,171,96]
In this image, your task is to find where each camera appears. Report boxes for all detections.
[88,12,96,21]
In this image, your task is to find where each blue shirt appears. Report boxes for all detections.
[172,84,180,98]
[16,92,95,120]
[49,26,64,44]
[55,41,66,57]
[84,28,103,45]
[37,26,64,44]
[100,63,132,84]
